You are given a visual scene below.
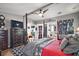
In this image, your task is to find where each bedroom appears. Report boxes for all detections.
[0,3,79,56]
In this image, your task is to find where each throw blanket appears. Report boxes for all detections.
[22,38,54,56]
[33,39,54,56]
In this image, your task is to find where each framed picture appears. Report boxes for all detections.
[31,26,35,28]
[28,27,30,29]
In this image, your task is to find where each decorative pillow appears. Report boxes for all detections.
[74,34,79,41]
[69,37,79,45]
[60,37,68,50]
[63,45,79,54]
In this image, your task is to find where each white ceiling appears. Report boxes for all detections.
[0,3,47,16]
[0,3,79,20]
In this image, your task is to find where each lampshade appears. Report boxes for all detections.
[76,27,79,32]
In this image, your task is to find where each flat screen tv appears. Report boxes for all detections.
[11,20,23,28]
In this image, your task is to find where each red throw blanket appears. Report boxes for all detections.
[41,40,73,56]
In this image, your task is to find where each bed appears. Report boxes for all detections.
[12,38,73,56]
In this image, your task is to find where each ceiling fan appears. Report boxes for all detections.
[32,9,48,17]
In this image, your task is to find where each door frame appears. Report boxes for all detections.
[37,24,43,39]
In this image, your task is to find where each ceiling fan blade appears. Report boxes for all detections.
[43,9,48,14]
[32,12,38,15]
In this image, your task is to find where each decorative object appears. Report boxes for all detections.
[76,27,79,32]
[0,15,5,21]
[67,19,74,34]
[57,19,74,40]
[58,19,74,35]
[0,15,5,28]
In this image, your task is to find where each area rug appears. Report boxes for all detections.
[11,46,25,56]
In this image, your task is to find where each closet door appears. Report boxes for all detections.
[38,26,42,39]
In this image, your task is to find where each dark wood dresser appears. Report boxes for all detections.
[0,30,8,51]
[10,28,25,48]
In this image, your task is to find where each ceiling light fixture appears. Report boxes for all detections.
[33,9,48,18]
[39,13,43,17]
[28,3,53,15]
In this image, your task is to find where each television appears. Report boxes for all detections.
[11,20,23,28]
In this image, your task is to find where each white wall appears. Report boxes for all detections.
[27,20,35,36]
[47,21,57,37]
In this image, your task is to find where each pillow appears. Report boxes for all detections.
[69,37,79,45]
[60,37,68,50]
[58,35,64,40]
[63,45,79,54]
